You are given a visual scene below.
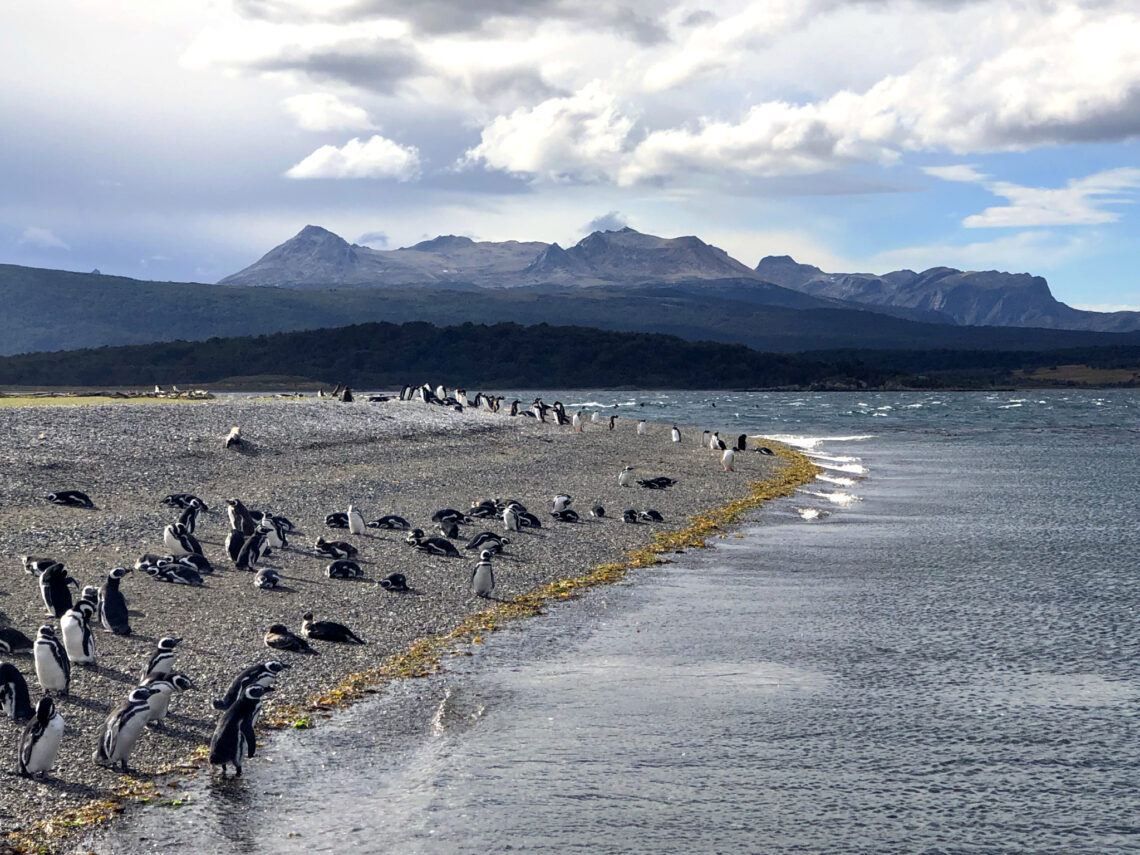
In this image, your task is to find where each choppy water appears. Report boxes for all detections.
[85,391,1140,854]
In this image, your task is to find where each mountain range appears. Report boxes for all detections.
[219,224,1140,333]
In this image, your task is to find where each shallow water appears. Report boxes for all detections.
[84,391,1140,854]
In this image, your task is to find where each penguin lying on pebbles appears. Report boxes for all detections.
[431,509,470,525]
[0,663,34,722]
[254,569,281,589]
[314,537,358,559]
[325,512,349,529]
[465,531,508,552]
[209,684,274,777]
[406,529,460,557]
[368,514,410,530]
[46,490,94,509]
[637,476,677,490]
[213,661,290,711]
[379,573,408,592]
[162,493,207,511]
[0,627,34,655]
[18,697,63,778]
[622,509,639,524]
[264,624,317,654]
[551,509,580,522]
[591,506,605,518]
[326,560,363,579]
[439,520,460,539]
[301,612,365,644]
[757,446,775,455]
[639,509,664,522]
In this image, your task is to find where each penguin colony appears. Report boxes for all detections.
[0,387,764,796]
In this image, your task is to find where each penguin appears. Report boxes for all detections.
[18,697,63,778]
[94,687,156,772]
[33,626,70,696]
[213,661,289,711]
[0,662,34,722]
[325,560,364,579]
[465,531,509,551]
[0,627,34,655]
[591,411,601,424]
[209,684,275,777]
[60,600,97,666]
[638,476,677,490]
[722,448,736,472]
[572,411,583,432]
[227,499,258,537]
[406,529,461,557]
[161,493,205,510]
[347,505,366,535]
[236,530,268,571]
[20,555,57,576]
[225,426,242,449]
[325,512,349,529]
[551,509,580,522]
[757,446,775,456]
[517,511,543,529]
[265,624,316,654]
[46,490,94,509]
[552,494,572,513]
[671,425,681,442]
[141,637,181,681]
[439,520,460,539]
[608,415,616,431]
[471,550,495,598]
[622,509,639,524]
[590,505,605,518]
[148,559,204,586]
[701,430,710,448]
[163,522,202,556]
[637,420,647,436]
[618,466,634,487]
[379,573,409,592]
[367,514,410,530]
[259,517,286,551]
[39,563,78,619]
[301,612,364,644]
[711,431,727,451]
[736,434,748,452]
[314,537,358,559]
[178,552,215,575]
[467,500,499,519]
[254,568,281,589]
[99,567,132,635]
[639,509,665,522]
[225,528,246,565]
[502,505,520,532]
[140,673,194,727]
[431,509,470,525]
[178,498,203,534]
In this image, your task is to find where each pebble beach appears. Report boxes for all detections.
[0,395,784,843]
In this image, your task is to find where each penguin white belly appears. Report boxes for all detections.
[34,647,67,692]
[25,715,64,774]
[163,529,189,555]
[147,688,173,722]
[60,618,95,664]
[109,714,148,762]
[472,564,495,597]
[348,509,366,535]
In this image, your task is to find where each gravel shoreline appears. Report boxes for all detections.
[0,396,781,841]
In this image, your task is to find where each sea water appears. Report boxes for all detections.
[84,391,1140,854]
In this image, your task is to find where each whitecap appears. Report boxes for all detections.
[998,403,1023,409]
[816,461,868,474]
[755,434,874,451]
[796,507,830,520]
[817,473,857,487]
[803,489,862,506]
[807,452,862,464]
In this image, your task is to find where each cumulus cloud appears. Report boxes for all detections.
[582,211,629,233]
[18,227,69,250]
[282,92,375,130]
[285,134,421,179]
[925,165,1140,227]
[356,230,389,247]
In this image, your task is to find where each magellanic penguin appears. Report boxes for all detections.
[34,626,70,696]
[722,448,736,472]
[264,624,317,654]
[711,431,727,451]
[347,504,366,536]
[736,434,748,452]
[99,567,132,635]
[140,673,194,727]
[637,420,647,436]
[314,537,358,559]
[94,687,156,772]
[406,529,461,557]
[46,490,94,509]
[608,414,616,431]
[618,466,634,487]
[254,568,281,589]
[591,411,601,424]
[212,661,290,711]
[225,426,242,449]
[18,697,64,778]
[0,662,35,722]
[572,411,583,432]
[141,636,181,681]
[367,514,410,530]
[178,498,203,534]
[225,529,246,565]
[552,494,572,513]
[163,522,202,556]
[502,505,520,533]
[325,560,364,579]
[209,684,275,777]
[235,530,268,571]
[39,562,78,619]
[301,612,365,644]
[471,550,495,599]
[60,600,97,666]
[671,425,681,443]
[465,531,509,553]
[227,499,257,537]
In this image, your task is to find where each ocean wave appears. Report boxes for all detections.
[817,473,857,487]
[755,433,874,451]
[803,489,862,506]
[816,461,869,474]
[807,452,863,463]
[796,507,830,520]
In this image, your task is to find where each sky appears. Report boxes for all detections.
[2,0,1138,310]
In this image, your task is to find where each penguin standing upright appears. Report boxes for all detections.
[141,636,181,681]
[226,499,257,537]
[722,447,736,472]
[18,697,64,778]
[94,687,156,772]
[140,673,194,727]
[33,626,70,696]
[572,411,583,432]
[736,434,748,452]
[671,425,681,443]
[347,505,366,535]
[591,411,601,424]
[637,420,647,436]
[608,415,616,431]
[235,530,268,571]
[39,563,78,618]
[212,661,290,711]
[0,663,35,722]
[99,567,132,635]
[209,684,275,777]
[178,498,203,534]
[502,505,520,533]
[618,466,634,487]
[471,550,495,598]
[60,600,97,665]
[225,528,246,565]
[701,430,710,448]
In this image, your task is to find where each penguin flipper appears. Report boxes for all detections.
[241,717,256,758]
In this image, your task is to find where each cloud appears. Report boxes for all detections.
[582,211,628,233]
[356,230,389,247]
[1071,302,1140,313]
[869,230,1093,272]
[18,227,69,250]
[282,92,375,130]
[252,37,423,93]
[925,165,1140,227]
[285,134,421,179]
